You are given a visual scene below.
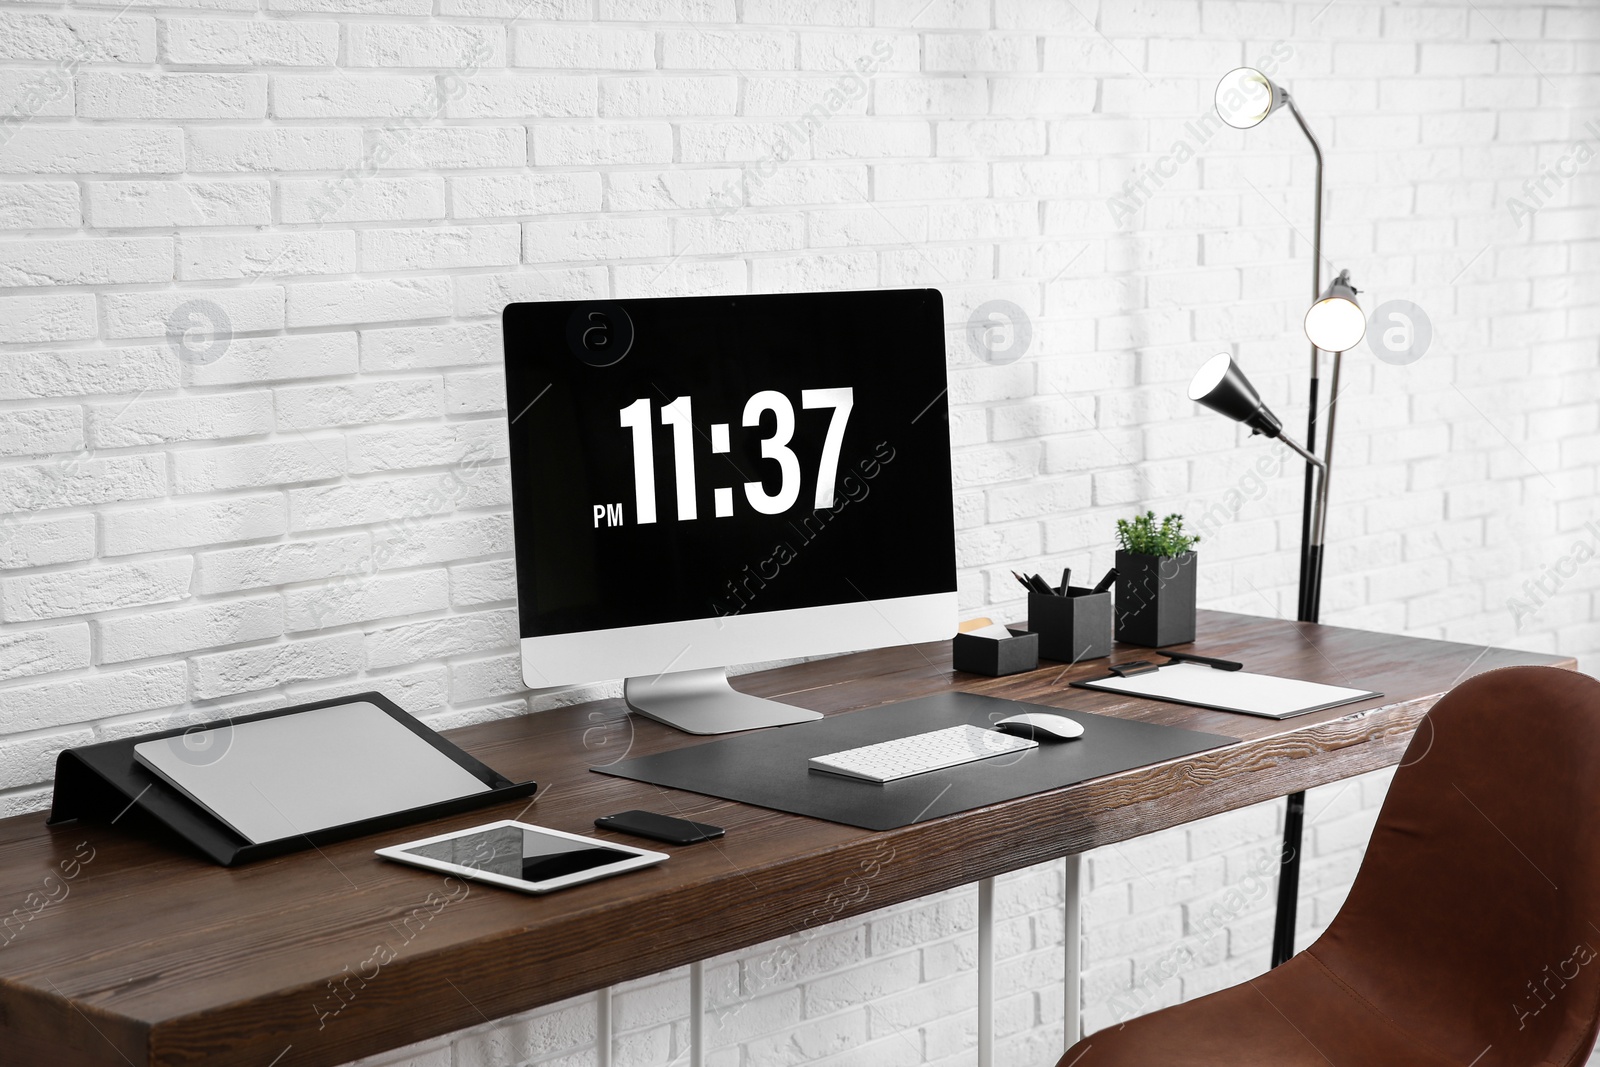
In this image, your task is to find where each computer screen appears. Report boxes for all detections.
[502,288,957,731]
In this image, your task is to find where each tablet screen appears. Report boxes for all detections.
[397,824,640,883]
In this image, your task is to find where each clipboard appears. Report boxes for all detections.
[1071,652,1381,720]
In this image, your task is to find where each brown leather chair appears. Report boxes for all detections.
[1058,665,1600,1067]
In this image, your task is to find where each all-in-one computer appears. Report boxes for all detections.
[501,288,957,734]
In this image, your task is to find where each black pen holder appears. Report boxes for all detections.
[952,627,1039,676]
[1028,588,1113,662]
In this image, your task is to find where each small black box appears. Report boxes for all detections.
[1028,588,1113,662]
[952,627,1040,676]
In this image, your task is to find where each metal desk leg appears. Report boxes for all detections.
[596,986,612,1067]
[1064,854,1082,1044]
[978,876,995,1067]
[1271,790,1306,968]
[690,959,705,1067]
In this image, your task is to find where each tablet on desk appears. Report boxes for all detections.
[376,820,668,894]
[132,700,493,844]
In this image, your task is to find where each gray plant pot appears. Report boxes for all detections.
[1113,549,1196,648]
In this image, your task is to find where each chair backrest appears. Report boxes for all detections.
[1310,665,1600,1067]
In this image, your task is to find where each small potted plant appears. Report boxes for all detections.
[1113,511,1199,648]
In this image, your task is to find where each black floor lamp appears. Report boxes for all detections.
[1190,67,1368,969]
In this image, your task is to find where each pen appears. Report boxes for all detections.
[1059,567,1072,595]
[1092,568,1117,594]
[1165,651,1244,671]
[1027,573,1056,596]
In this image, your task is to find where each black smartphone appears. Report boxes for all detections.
[595,810,725,845]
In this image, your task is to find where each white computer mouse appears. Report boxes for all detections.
[993,712,1084,741]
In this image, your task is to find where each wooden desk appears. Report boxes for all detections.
[0,611,1572,1067]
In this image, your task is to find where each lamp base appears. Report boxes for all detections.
[1271,790,1307,967]
[1298,543,1324,623]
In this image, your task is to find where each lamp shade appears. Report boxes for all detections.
[1188,353,1284,438]
[1303,273,1365,352]
[1215,67,1285,130]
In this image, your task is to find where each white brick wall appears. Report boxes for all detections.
[2,0,1598,1063]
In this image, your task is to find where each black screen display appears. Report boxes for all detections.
[403,825,636,882]
[503,289,957,638]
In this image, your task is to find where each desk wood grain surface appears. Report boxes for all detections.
[0,611,1574,1067]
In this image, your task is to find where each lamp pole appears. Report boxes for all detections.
[1273,92,1326,972]
[1286,95,1324,624]
[1211,68,1361,969]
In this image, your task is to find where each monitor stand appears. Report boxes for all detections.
[623,667,823,735]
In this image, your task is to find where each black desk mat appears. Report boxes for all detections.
[595,692,1237,831]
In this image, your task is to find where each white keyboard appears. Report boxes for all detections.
[807,725,1038,784]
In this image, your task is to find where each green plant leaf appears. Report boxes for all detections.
[1114,509,1199,557]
